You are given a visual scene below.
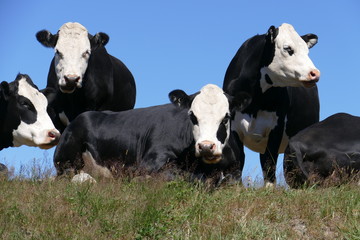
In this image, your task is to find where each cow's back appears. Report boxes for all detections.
[54,104,194,176]
[104,54,136,111]
[284,113,360,187]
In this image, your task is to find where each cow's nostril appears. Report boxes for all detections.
[198,142,216,153]
[48,131,56,138]
[64,75,80,83]
[309,70,320,81]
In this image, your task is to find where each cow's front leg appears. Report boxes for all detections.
[260,116,285,187]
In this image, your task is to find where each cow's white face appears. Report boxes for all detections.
[12,76,60,149]
[260,23,320,92]
[189,85,231,164]
[54,22,91,93]
[170,84,250,164]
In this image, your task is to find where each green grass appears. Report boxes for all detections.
[0,172,359,240]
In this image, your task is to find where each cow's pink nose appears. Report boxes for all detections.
[308,69,320,82]
[48,130,60,141]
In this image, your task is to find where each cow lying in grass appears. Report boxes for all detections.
[284,113,360,188]
[54,84,251,184]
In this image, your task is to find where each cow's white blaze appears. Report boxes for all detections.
[260,23,320,92]
[12,77,59,148]
[190,84,230,162]
[55,22,91,93]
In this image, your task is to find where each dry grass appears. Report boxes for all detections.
[0,169,359,240]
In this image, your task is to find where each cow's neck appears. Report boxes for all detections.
[237,35,281,115]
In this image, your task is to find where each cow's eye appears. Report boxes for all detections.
[55,49,63,59]
[189,111,198,125]
[20,101,32,110]
[284,46,294,56]
[221,113,230,125]
[82,50,91,58]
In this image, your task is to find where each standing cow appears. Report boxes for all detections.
[223,23,320,186]
[36,22,136,132]
[54,84,250,184]
[284,113,360,188]
[0,73,60,150]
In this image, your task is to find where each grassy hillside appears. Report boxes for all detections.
[0,173,359,240]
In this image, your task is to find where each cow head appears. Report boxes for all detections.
[169,84,250,164]
[0,74,60,149]
[260,23,320,92]
[36,22,109,93]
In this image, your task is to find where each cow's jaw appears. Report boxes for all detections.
[12,78,60,148]
[260,23,320,92]
[54,22,91,94]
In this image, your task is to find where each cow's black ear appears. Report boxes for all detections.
[301,34,318,49]
[91,32,109,48]
[169,89,193,109]
[266,25,278,43]
[228,92,252,112]
[40,87,57,103]
[0,81,10,100]
[36,30,58,48]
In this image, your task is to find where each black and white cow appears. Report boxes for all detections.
[223,23,320,186]
[36,22,136,132]
[54,84,250,184]
[0,73,60,150]
[284,113,360,188]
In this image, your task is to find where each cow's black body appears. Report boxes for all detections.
[54,104,244,183]
[284,113,360,188]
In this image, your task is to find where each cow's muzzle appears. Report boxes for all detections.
[197,141,222,164]
[39,130,61,149]
[302,69,320,88]
[61,75,81,93]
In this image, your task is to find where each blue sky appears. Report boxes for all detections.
[1,1,359,184]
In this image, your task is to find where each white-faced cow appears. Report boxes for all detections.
[0,73,60,150]
[53,84,250,184]
[223,23,320,186]
[36,22,136,132]
[284,113,360,188]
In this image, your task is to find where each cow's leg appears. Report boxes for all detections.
[260,116,285,187]
[140,150,178,176]
[218,132,245,186]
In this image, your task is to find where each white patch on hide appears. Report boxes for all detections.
[233,110,288,153]
[59,111,70,126]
